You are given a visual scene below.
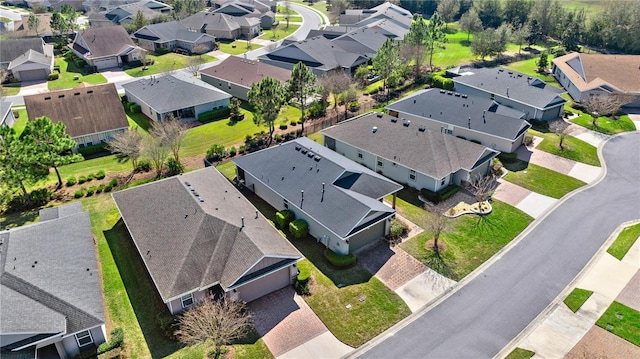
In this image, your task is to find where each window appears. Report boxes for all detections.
[441,179,446,186]
[283,199,289,209]
[357,151,363,159]
[409,170,416,181]
[181,293,194,308]
[75,330,94,347]
[377,157,383,168]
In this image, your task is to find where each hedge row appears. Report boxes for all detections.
[289,219,309,239]
[420,184,460,204]
[324,249,356,267]
[97,327,124,354]
[275,209,295,230]
[199,108,231,123]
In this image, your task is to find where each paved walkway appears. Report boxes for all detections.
[493,179,557,219]
[17,81,49,96]
[502,223,640,358]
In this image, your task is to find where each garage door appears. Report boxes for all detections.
[94,57,119,70]
[238,266,291,303]
[18,69,47,81]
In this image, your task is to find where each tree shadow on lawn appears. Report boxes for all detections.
[104,219,184,358]
[501,159,529,172]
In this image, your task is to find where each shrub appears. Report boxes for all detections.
[78,175,87,184]
[47,73,59,81]
[420,184,460,204]
[104,184,114,192]
[275,209,295,229]
[348,101,360,112]
[30,188,52,206]
[109,178,118,187]
[97,327,124,355]
[307,101,326,119]
[86,186,96,196]
[74,189,85,198]
[53,65,61,72]
[290,119,298,126]
[389,219,407,239]
[96,184,105,193]
[96,170,106,180]
[198,108,231,123]
[136,160,151,172]
[324,249,356,267]
[294,261,311,295]
[289,218,308,239]
[498,152,519,163]
[78,143,109,159]
[228,146,237,157]
[279,122,288,130]
[206,144,226,162]
[166,157,184,176]
[86,173,94,181]
[66,176,77,186]
[129,104,141,113]
[274,133,283,142]
[430,74,454,90]
[524,134,534,147]
[238,145,246,154]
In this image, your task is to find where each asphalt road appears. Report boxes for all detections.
[352,131,640,358]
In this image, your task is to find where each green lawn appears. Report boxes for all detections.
[12,111,28,135]
[529,129,600,166]
[571,113,636,135]
[217,40,263,55]
[215,161,237,181]
[307,132,323,144]
[505,347,535,359]
[260,24,301,40]
[561,0,607,19]
[607,223,640,260]
[596,301,640,346]
[397,191,533,280]
[564,288,594,313]
[49,57,107,91]
[1,83,21,96]
[246,194,411,347]
[276,15,303,22]
[124,53,217,77]
[503,162,586,199]
[504,55,560,87]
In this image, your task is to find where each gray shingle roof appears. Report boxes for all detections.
[200,55,291,88]
[111,167,301,302]
[385,89,531,140]
[453,68,566,109]
[0,38,45,64]
[0,203,104,336]
[322,113,498,180]
[134,21,214,43]
[122,73,231,114]
[0,101,12,124]
[181,12,240,32]
[8,49,52,69]
[233,138,402,238]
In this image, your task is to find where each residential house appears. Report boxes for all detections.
[102,3,162,25]
[10,13,58,39]
[1,38,54,82]
[24,83,129,148]
[211,0,275,30]
[71,26,146,70]
[339,1,412,29]
[0,203,106,359]
[322,112,499,193]
[200,55,291,100]
[83,0,171,13]
[1,101,15,127]
[552,52,640,107]
[112,167,302,314]
[258,36,369,75]
[132,21,216,53]
[180,12,259,40]
[385,89,531,153]
[452,68,566,122]
[234,137,403,255]
[122,72,231,122]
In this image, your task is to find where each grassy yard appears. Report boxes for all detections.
[218,40,264,55]
[504,55,559,87]
[505,348,535,359]
[307,132,323,144]
[246,194,411,347]
[1,83,21,96]
[571,113,636,135]
[529,129,600,166]
[215,160,237,180]
[12,110,28,135]
[503,162,586,199]
[276,15,303,22]
[49,57,107,91]
[607,223,640,260]
[396,190,533,280]
[260,24,300,40]
[124,53,217,77]
[564,288,594,313]
[596,301,640,346]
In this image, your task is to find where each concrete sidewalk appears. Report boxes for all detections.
[493,179,557,219]
[501,223,640,358]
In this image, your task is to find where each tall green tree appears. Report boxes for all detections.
[27,14,41,36]
[248,77,287,146]
[537,52,549,73]
[525,19,543,47]
[437,0,459,29]
[373,38,403,98]
[474,0,503,29]
[425,11,447,71]
[403,15,428,78]
[287,62,319,136]
[21,117,82,189]
[60,3,78,32]
[459,8,483,41]
[502,0,531,27]
[0,126,48,203]
[561,10,585,52]
[127,10,149,33]
[50,11,67,38]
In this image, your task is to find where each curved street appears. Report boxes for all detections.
[351,131,640,358]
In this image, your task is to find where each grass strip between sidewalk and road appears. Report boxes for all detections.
[563,288,594,313]
[505,347,535,359]
[607,223,640,260]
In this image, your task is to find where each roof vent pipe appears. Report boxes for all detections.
[506,87,509,97]
[301,190,304,200]
[322,183,325,193]
[241,217,245,228]
[483,110,486,123]
[468,117,471,128]
[255,210,259,219]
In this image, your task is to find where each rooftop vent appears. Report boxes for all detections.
[517,74,523,77]
[44,96,51,100]
[454,93,460,97]
[403,120,411,127]
[508,71,513,75]
[390,118,398,123]
[461,94,468,98]
[87,90,93,94]
[58,94,64,98]
[372,126,378,133]
[198,197,204,202]
[74,92,80,96]
[440,89,446,93]
[295,145,301,151]
[376,112,383,118]
[447,91,453,95]
[301,149,308,154]
[184,181,191,186]
[307,152,314,158]
[418,127,425,132]
[193,191,199,197]
[314,156,321,162]
[499,69,504,72]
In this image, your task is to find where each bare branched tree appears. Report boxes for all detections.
[149,115,186,162]
[186,44,208,77]
[329,0,351,24]
[144,136,170,178]
[318,70,352,110]
[107,129,143,171]
[468,174,497,214]
[548,119,573,150]
[175,298,253,358]
[284,0,291,29]
[424,203,451,254]
[581,93,636,126]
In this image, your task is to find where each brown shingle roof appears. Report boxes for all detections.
[553,53,640,93]
[200,55,291,87]
[23,83,128,139]
[73,25,138,58]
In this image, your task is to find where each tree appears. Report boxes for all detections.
[145,136,170,178]
[474,0,503,29]
[525,19,543,47]
[127,10,149,33]
[581,93,636,126]
[561,10,585,52]
[467,174,496,214]
[511,24,528,54]
[495,23,512,59]
[471,28,501,61]
[459,8,483,41]
[425,11,447,72]
[0,126,49,204]
[287,62,319,136]
[403,15,428,78]
[28,14,41,37]
[60,3,78,33]
[424,203,450,255]
[284,0,291,29]
[107,129,143,171]
[502,0,531,27]
[149,115,186,162]
[437,0,459,29]
[318,70,352,110]
[20,117,82,189]
[537,52,549,73]
[175,298,252,359]
[373,38,404,98]
[50,11,67,39]
[228,97,244,122]
[248,77,287,146]
[548,119,573,150]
